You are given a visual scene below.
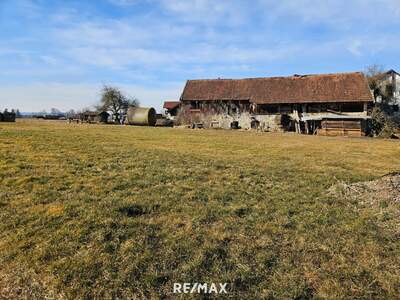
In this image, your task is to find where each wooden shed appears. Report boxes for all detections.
[163,101,181,119]
[316,117,369,137]
[80,111,109,123]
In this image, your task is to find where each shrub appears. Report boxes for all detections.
[371,107,396,138]
[174,105,193,126]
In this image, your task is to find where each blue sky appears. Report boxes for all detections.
[1,0,400,112]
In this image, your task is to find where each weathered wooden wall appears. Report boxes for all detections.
[318,120,363,137]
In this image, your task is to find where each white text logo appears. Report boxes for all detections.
[173,283,228,294]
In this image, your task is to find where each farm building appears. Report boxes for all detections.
[375,69,400,108]
[163,101,180,119]
[179,72,374,136]
[79,111,110,123]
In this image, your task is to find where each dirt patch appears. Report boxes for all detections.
[329,173,400,205]
[329,173,400,235]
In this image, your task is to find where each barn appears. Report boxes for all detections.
[163,101,180,120]
[179,72,374,136]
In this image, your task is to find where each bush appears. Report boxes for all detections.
[174,105,193,126]
[371,107,397,138]
[379,123,397,138]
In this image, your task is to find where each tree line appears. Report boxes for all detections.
[1,109,22,117]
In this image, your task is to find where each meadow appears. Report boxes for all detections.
[0,119,399,299]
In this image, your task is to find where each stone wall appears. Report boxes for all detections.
[199,111,290,131]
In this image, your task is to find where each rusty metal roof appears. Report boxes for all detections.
[180,72,374,104]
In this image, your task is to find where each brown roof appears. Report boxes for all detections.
[180,72,373,104]
[163,101,180,110]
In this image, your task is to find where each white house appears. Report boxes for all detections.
[377,69,400,108]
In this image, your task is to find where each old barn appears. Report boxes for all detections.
[163,101,181,120]
[179,72,374,136]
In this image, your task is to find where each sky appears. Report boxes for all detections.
[1,0,400,112]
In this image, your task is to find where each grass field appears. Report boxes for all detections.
[1,119,399,299]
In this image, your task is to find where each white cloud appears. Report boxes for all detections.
[54,19,194,49]
[40,55,58,65]
[159,0,248,25]
[260,0,400,26]
[50,8,81,23]
[55,21,150,47]
[347,40,363,56]
[65,47,178,69]
[62,43,302,70]
[13,0,43,19]
[107,0,141,6]
[345,35,400,57]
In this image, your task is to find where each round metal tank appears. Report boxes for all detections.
[126,107,157,126]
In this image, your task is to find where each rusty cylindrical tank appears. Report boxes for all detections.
[125,107,157,126]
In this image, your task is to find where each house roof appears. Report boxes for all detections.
[163,101,180,110]
[386,69,399,75]
[180,72,374,104]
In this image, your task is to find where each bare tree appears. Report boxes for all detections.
[15,109,22,118]
[50,108,62,115]
[65,109,76,119]
[364,64,385,102]
[98,85,139,123]
[365,64,384,78]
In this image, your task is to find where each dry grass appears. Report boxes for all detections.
[330,173,400,246]
[0,119,400,299]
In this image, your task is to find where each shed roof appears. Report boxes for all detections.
[180,72,373,104]
[163,101,180,110]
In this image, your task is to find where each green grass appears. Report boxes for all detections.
[1,119,399,299]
